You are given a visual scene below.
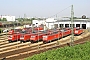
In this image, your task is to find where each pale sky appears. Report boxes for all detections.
[0,0,90,18]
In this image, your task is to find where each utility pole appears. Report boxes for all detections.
[71,5,74,46]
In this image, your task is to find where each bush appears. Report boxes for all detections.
[0,28,3,33]
[25,41,90,60]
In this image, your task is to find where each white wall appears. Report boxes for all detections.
[32,20,45,27]
[0,16,15,21]
[33,19,90,29]
[46,18,55,22]
[46,18,56,29]
[86,22,90,29]
[54,21,90,29]
[46,23,54,29]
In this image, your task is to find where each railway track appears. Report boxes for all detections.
[0,41,20,49]
[0,35,8,45]
[5,34,90,60]
[0,42,31,54]
[0,35,8,41]
[0,33,7,36]
[0,36,70,54]
[0,41,9,45]
[0,30,90,60]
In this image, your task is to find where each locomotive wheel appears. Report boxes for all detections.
[43,41,47,44]
[48,40,51,43]
[23,41,26,43]
[9,40,12,43]
[31,40,34,43]
[36,41,39,43]
[20,41,23,43]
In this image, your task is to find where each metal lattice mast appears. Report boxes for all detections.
[71,5,74,46]
[56,15,59,45]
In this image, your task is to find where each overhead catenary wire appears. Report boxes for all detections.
[44,5,72,45]
[48,5,71,18]
[44,5,71,31]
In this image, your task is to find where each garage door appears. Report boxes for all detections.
[76,24,80,27]
[82,24,86,29]
[70,24,75,28]
[60,24,64,28]
[65,24,69,28]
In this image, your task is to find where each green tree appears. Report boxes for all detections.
[31,18,35,20]
[0,18,1,21]
[26,19,31,21]
[2,18,7,21]
[16,18,23,22]
[0,28,2,33]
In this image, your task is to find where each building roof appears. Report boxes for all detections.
[56,19,90,22]
[46,19,90,23]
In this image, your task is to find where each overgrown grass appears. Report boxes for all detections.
[25,41,90,60]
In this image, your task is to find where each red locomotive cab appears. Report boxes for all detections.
[74,29,79,35]
[81,29,83,33]
[43,34,54,43]
[56,32,62,39]
[60,30,66,37]
[74,28,76,30]
[8,34,20,43]
[68,30,71,35]
[20,34,24,41]
[30,35,35,40]
[20,34,31,43]
[43,36,48,41]
[15,34,20,40]
[23,28,32,33]
[66,28,71,35]
[60,29,69,37]
[74,28,83,35]
[65,28,71,33]
[15,29,22,33]
[8,35,13,42]
[30,34,37,42]
[8,29,14,34]
[8,29,22,35]
[30,34,43,43]
[43,31,62,43]
[53,31,61,40]
[65,28,69,30]
[74,27,80,30]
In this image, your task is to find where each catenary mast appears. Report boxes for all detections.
[71,5,74,46]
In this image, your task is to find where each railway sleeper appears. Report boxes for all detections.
[0,57,6,60]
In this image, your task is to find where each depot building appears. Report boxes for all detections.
[46,18,90,29]
[32,18,90,29]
